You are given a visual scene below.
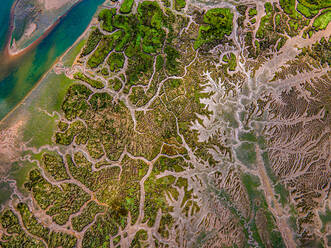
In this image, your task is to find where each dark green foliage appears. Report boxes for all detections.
[300,37,331,65]
[144,173,177,227]
[236,5,248,16]
[296,2,319,18]
[24,169,90,225]
[89,92,113,111]
[126,52,153,86]
[297,0,331,10]
[174,0,186,11]
[81,157,149,247]
[256,4,275,39]
[248,8,257,17]
[168,79,182,89]
[101,67,109,76]
[88,31,121,68]
[86,2,168,88]
[194,8,233,49]
[55,120,86,145]
[81,28,103,56]
[279,0,298,18]
[137,1,165,29]
[0,210,45,248]
[82,211,122,248]
[164,45,180,75]
[48,232,77,248]
[130,229,148,247]
[16,203,50,242]
[61,84,92,121]
[155,54,164,71]
[0,210,22,234]
[109,77,123,91]
[74,72,105,89]
[120,0,134,14]
[41,152,69,180]
[98,8,117,32]
[57,121,68,132]
[277,36,288,51]
[66,151,121,193]
[71,201,105,232]
[87,138,105,159]
[83,1,180,91]
[222,52,237,71]
[66,152,95,190]
[108,52,125,72]
[158,213,174,238]
[161,0,170,7]
[137,2,167,54]
[252,3,289,55]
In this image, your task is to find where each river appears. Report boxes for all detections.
[0,0,105,120]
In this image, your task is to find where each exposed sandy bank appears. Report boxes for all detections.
[38,0,78,10]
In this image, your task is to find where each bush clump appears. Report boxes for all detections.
[194,8,233,49]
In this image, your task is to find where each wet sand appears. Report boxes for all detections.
[7,0,83,57]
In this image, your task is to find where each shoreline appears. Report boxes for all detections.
[5,0,83,58]
[0,15,98,126]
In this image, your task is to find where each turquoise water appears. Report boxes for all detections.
[0,0,105,120]
[0,0,15,50]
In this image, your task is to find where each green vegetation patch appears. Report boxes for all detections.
[108,52,125,72]
[55,120,86,145]
[238,131,257,142]
[120,0,134,14]
[296,2,319,18]
[72,201,105,232]
[0,182,12,206]
[130,229,148,247]
[98,8,117,32]
[222,52,237,71]
[87,31,121,68]
[109,77,123,91]
[235,142,256,167]
[298,0,331,10]
[248,8,257,17]
[313,10,331,30]
[74,72,105,89]
[279,0,302,19]
[194,8,233,49]
[41,152,69,181]
[274,183,289,207]
[174,0,186,11]
[16,202,77,247]
[241,173,285,247]
[24,169,91,225]
[319,206,331,233]
[165,45,180,75]
[0,209,45,247]
[81,28,103,56]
